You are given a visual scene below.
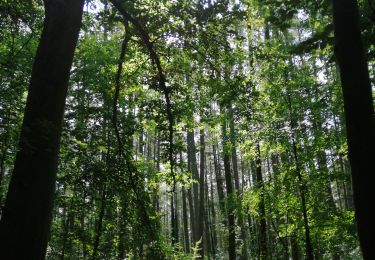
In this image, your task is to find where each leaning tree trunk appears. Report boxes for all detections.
[332,0,375,259]
[0,1,84,259]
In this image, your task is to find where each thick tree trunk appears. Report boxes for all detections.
[0,1,84,258]
[332,1,375,258]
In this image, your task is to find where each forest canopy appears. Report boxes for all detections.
[0,0,374,259]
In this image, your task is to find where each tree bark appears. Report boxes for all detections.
[0,1,84,258]
[332,1,375,258]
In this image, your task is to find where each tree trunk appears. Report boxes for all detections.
[229,105,248,259]
[332,1,375,258]
[0,1,84,258]
[286,92,314,260]
[197,127,205,258]
[209,162,218,255]
[221,107,236,260]
[213,143,225,215]
[182,186,190,253]
[92,188,106,260]
[255,144,267,259]
[187,129,200,244]
[171,191,179,245]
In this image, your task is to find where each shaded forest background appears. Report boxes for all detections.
[0,0,374,259]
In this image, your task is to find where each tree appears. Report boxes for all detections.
[332,0,375,258]
[0,0,84,258]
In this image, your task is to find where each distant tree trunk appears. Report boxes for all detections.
[187,185,196,247]
[204,171,212,256]
[213,143,225,215]
[209,163,218,255]
[291,235,300,260]
[171,191,179,245]
[332,1,375,258]
[229,106,240,191]
[286,92,314,260]
[92,187,106,260]
[182,186,190,253]
[0,1,84,258]
[197,127,205,258]
[229,105,248,259]
[153,130,161,211]
[221,107,236,260]
[255,144,267,259]
[187,129,200,244]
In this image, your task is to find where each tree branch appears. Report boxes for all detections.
[110,0,176,191]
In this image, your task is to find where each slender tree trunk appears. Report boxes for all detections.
[92,188,106,259]
[187,129,200,244]
[229,105,248,259]
[0,1,84,258]
[171,191,179,245]
[209,162,218,255]
[182,186,190,253]
[221,107,236,260]
[153,130,161,212]
[332,1,375,258]
[197,127,205,258]
[187,186,196,248]
[286,93,314,260]
[204,171,212,257]
[213,143,225,215]
[229,106,240,191]
[291,235,300,260]
[255,144,267,259]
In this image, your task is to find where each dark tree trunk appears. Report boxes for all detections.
[187,129,200,244]
[0,1,84,258]
[286,92,314,260]
[171,191,179,245]
[204,171,212,257]
[213,143,225,215]
[221,107,236,260]
[229,105,248,259]
[332,1,375,258]
[194,127,205,257]
[92,188,106,260]
[209,163,218,255]
[182,186,190,253]
[255,144,268,259]
[229,106,240,191]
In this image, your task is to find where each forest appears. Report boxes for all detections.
[0,0,374,259]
